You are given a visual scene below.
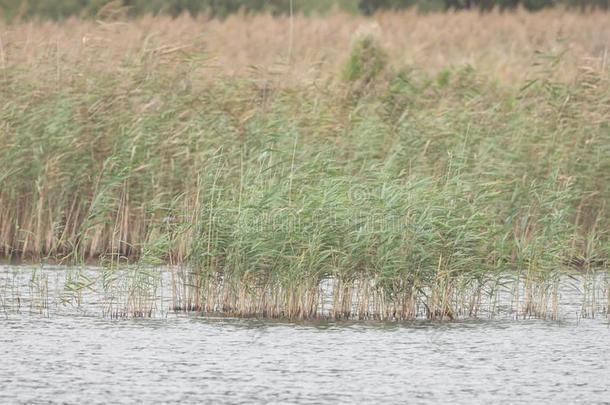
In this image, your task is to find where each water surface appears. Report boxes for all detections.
[1,265,609,404]
[1,316,609,404]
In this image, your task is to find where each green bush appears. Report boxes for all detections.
[343,35,388,85]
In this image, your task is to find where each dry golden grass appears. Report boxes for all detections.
[0,9,609,86]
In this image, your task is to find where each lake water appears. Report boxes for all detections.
[1,265,609,404]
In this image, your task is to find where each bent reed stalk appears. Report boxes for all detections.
[1,12,609,320]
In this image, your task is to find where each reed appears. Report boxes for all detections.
[0,10,609,319]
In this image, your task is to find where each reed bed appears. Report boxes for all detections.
[1,265,608,320]
[0,10,609,320]
[0,10,609,83]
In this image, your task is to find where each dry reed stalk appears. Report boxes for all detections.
[0,32,7,83]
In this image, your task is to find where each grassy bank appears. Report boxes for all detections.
[0,11,609,319]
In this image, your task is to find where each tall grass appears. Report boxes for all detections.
[0,11,609,319]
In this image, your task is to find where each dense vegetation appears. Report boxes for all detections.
[0,11,608,319]
[0,0,609,21]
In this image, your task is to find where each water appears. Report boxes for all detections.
[1,265,609,404]
[1,316,609,404]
